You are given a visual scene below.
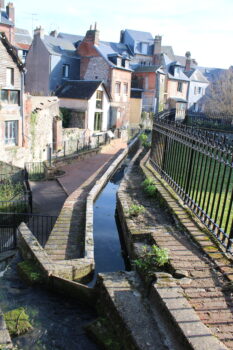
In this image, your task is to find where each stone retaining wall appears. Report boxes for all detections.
[17,136,139,287]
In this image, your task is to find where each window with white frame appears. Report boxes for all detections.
[141,42,148,54]
[94,112,102,130]
[6,68,14,86]
[5,120,18,145]
[96,90,103,109]
[0,89,19,105]
[198,87,202,94]
[123,83,128,95]
[115,82,121,94]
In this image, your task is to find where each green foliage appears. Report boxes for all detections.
[4,307,33,336]
[0,180,24,201]
[139,133,151,148]
[18,260,43,284]
[127,204,145,217]
[134,245,169,276]
[60,107,72,128]
[141,177,157,197]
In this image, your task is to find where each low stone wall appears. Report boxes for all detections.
[17,136,139,293]
[0,309,12,349]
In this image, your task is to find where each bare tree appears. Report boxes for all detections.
[204,68,233,116]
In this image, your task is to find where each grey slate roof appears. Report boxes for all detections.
[134,64,161,73]
[56,80,107,100]
[0,10,13,25]
[184,68,209,83]
[58,31,132,70]
[197,66,226,82]
[15,27,32,47]
[175,55,197,68]
[124,29,154,42]
[42,35,79,58]
[58,32,84,46]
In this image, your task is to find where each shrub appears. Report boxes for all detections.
[141,177,157,197]
[134,245,169,277]
[127,204,145,217]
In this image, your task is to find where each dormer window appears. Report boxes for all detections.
[175,66,180,75]
[141,42,148,54]
[116,57,122,66]
[62,64,70,78]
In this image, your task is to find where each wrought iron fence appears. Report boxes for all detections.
[150,118,233,254]
[25,162,45,181]
[47,132,111,163]
[0,212,57,252]
[0,167,32,214]
[185,112,233,132]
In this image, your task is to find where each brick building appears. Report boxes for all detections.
[77,25,132,128]
[0,1,31,60]
[0,31,24,151]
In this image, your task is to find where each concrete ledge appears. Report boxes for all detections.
[150,273,227,350]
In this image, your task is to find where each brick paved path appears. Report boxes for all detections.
[121,158,233,349]
[45,139,127,261]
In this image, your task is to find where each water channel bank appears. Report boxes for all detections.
[0,138,140,349]
[0,254,100,350]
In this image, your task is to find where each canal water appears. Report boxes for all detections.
[93,158,131,277]
[0,152,135,349]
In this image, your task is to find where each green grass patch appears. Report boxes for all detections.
[127,204,145,217]
[17,261,43,284]
[4,307,32,337]
[134,245,169,277]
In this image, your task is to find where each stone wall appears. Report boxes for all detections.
[0,96,62,167]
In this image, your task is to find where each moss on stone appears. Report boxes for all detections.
[17,260,43,284]
[4,307,32,337]
[85,317,122,350]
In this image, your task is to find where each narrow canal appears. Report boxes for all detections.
[0,150,135,349]
[93,157,131,277]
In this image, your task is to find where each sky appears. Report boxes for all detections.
[13,0,233,69]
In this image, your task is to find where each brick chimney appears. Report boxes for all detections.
[34,26,45,40]
[6,2,14,24]
[153,35,162,65]
[185,51,192,71]
[0,0,5,9]
[84,22,99,46]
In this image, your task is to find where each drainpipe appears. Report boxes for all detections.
[20,68,26,146]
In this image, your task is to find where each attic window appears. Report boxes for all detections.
[62,64,70,78]
[141,42,148,55]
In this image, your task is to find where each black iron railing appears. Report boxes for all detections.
[25,162,45,181]
[185,112,233,132]
[150,117,233,254]
[0,212,57,252]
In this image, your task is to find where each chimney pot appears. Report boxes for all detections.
[34,26,45,39]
